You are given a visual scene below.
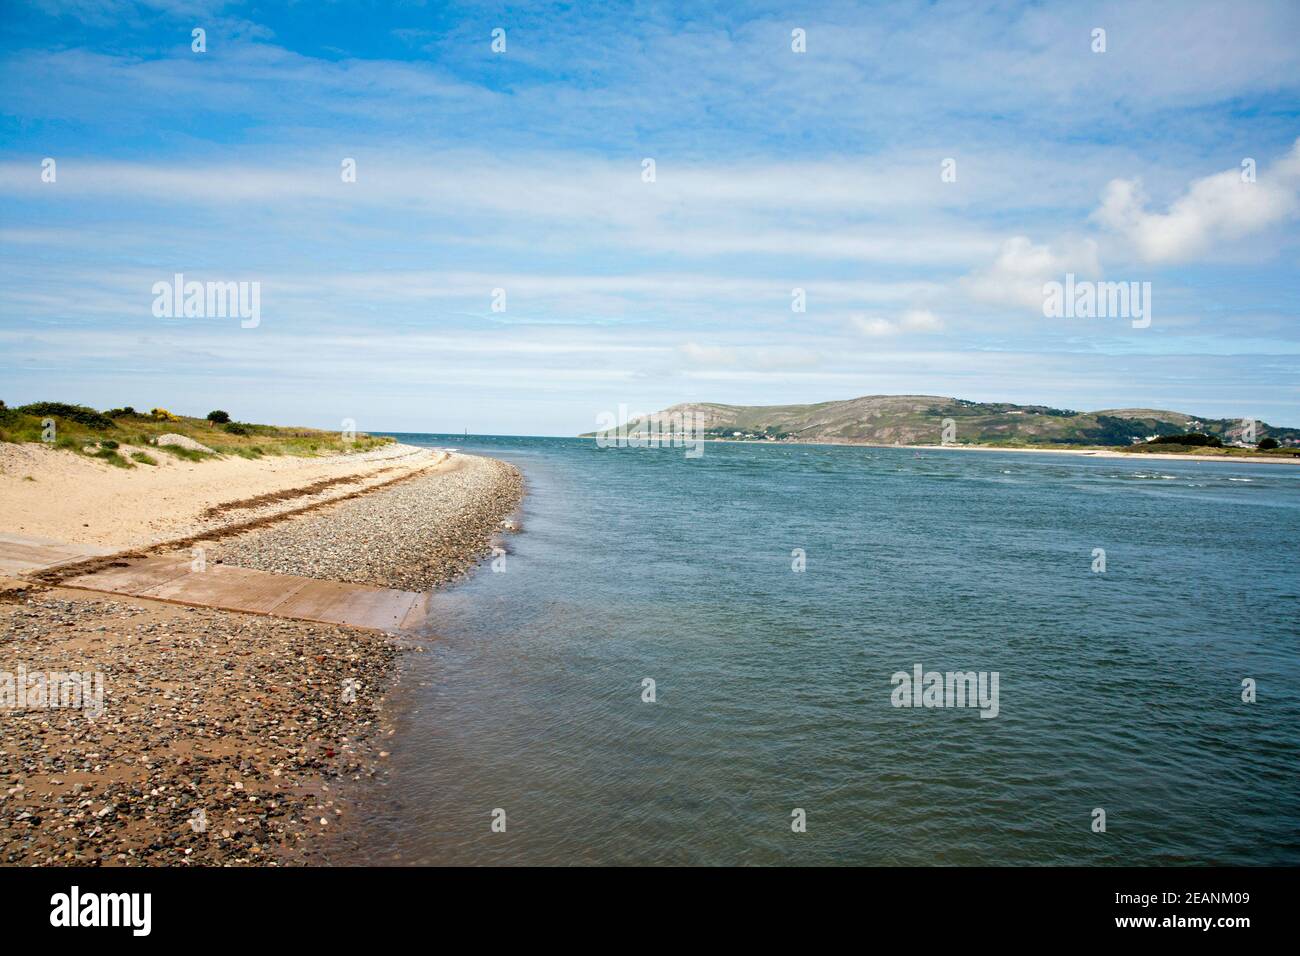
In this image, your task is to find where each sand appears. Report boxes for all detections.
[903,443,1300,464]
[0,441,453,550]
[0,580,401,866]
[695,437,1300,465]
[0,440,522,866]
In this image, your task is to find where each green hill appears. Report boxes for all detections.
[582,395,1300,449]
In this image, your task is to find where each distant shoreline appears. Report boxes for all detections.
[581,435,1300,465]
[900,442,1300,465]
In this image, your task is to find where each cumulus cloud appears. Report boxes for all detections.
[962,236,1101,310]
[1092,139,1300,263]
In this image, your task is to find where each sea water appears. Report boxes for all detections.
[340,436,1300,865]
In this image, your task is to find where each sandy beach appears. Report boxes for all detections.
[0,440,454,551]
[904,443,1300,464]
[695,437,1300,465]
[0,441,523,865]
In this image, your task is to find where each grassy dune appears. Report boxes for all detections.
[0,401,392,468]
[1119,442,1300,460]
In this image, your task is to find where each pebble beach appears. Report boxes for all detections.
[0,586,397,866]
[210,454,524,591]
[0,446,524,866]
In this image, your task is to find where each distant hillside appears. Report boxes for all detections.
[582,395,1300,448]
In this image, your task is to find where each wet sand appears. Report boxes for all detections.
[0,582,398,866]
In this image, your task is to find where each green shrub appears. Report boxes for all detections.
[100,439,119,449]
[1258,437,1280,450]
[207,409,231,424]
[17,402,115,429]
[1147,433,1222,447]
[92,448,132,468]
[223,421,249,435]
[157,444,210,462]
[130,451,158,465]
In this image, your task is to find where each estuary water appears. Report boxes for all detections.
[344,436,1300,866]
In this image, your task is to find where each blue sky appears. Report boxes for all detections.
[1,0,1298,434]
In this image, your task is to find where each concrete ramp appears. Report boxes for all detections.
[54,552,428,632]
[0,533,116,576]
[61,553,192,592]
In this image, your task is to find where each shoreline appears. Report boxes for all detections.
[890,442,1298,465]
[209,454,523,592]
[601,436,1300,466]
[0,579,399,866]
[0,441,455,552]
[0,442,524,866]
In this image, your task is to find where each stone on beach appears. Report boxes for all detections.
[0,588,396,867]
[0,447,525,867]
[153,433,216,454]
[210,454,523,592]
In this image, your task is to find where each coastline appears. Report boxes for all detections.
[0,580,398,866]
[209,454,523,591]
[610,436,1300,466]
[895,442,1299,465]
[0,441,524,866]
[0,440,453,551]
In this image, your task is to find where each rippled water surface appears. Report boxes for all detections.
[343,436,1300,865]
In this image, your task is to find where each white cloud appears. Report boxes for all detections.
[1092,139,1300,263]
[849,308,945,337]
[900,309,942,332]
[963,236,1101,310]
[850,316,895,338]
